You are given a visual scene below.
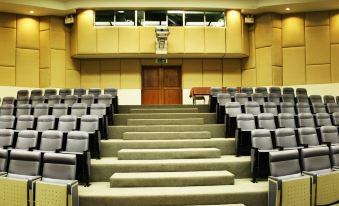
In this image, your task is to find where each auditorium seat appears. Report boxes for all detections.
[280,102,295,115]
[30,89,43,98]
[17,90,29,98]
[298,127,321,147]
[309,95,323,104]
[15,115,34,131]
[225,102,242,137]
[64,95,79,106]
[52,103,68,118]
[90,103,108,139]
[258,113,276,130]
[235,113,256,156]
[296,94,309,104]
[59,88,72,99]
[104,88,117,97]
[47,95,61,107]
[240,87,253,97]
[14,130,38,150]
[336,96,339,105]
[296,88,307,96]
[36,130,63,152]
[0,104,14,116]
[0,129,14,148]
[315,113,332,127]
[320,126,339,145]
[2,97,14,105]
[216,93,231,124]
[333,112,339,125]
[71,103,87,118]
[274,128,301,150]
[312,103,327,114]
[255,87,268,97]
[16,96,29,106]
[0,115,15,129]
[282,87,295,97]
[0,149,8,173]
[74,88,86,97]
[57,115,77,132]
[33,103,49,117]
[234,93,248,105]
[226,87,238,97]
[331,145,339,167]
[16,104,31,116]
[269,87,281,95]
[281,94,295,104]
[80,115,100,159]
[278,113,296,129]
[245,101,261,116]
[31,96,44,107]
[327,103,339,114]
[44,89,57,98]
[88,88,102,98]
[97,94,114,125]
[323,95,335,104]
[298,113,316,128]
[209,87,222,113]
[263,102,278,116]
[36,115,55,131]
[267,93,280,105]
[296,102,311,114]
[251,93,265,105]
[80,94,95,107]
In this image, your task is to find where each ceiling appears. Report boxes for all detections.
[0,0,339,16]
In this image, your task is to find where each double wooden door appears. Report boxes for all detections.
[142,66,182,104]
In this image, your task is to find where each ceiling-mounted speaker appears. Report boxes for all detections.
[65,15,74,24]
[244,15,254,24]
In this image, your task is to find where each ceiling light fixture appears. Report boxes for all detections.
[285,8,291,11]
[29,10,34,14]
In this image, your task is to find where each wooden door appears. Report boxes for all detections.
[142,66,182,104]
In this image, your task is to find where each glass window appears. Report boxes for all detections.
[185,11,205,26]
[95,10,114,26]
[144,11,167,26]
[205,11,225,27]
[115,10,135,26]
[167,11,183,26]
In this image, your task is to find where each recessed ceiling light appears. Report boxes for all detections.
[29,10,34,14]
[286,8,291,11]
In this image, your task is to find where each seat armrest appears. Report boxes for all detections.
[27,128,35,130]
[321,142,332,147]
[3,145,13,149]
[5,127,14,130]
[302,171,316,177]
[275,146,284,151]
[55,148,63,153]
[299,144,308,148]
[28,146,37,151]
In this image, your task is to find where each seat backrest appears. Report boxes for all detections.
[0,129,14,147]
[47,95,61,107]
[16,96,29,105]
[71,103,87,117]
[336,96,339,104]
[278,113,296,128]
[323,95,335,104]
[327,103,339,114]
[88,88,102,97]
[59,88,72,98]
[298,127,319,146]
[251,93,265,105]
[258,113,276,129]
[320,126,339,144]
[33,103,49,117]
[269,150,301,177]
[64,95,78,107]
[104,88,118,97]
[44,89,57,98]
[331,145,339,167]
[251,129,273,150]
[236,114,255,130]
[282,87,295,97]
[8,150,41,176]
[267,93,281,105]
[309,95,323,104]
[234,93,248,105]
[296,88,307,96]
[16,115,34,130]
[36,115,55,131]
[282,94,295,104]
[280,102,295,115]
[42,153,76,180]
[17,90,29,98]
[52,103,68,118]
[16,104,32,116]
[0,104,14,116]
[296,94,309,104]
[15,130,38,149]
[255,87,268,96]
[74,88,86,97]
[226,87,238,97]
[90,103,106,118]
[40,130,63,151]
[275,128,298,148]
[31,96,44,107]
[312,103,326,114]
[30,89,43,98]
[0,149,8,172]
[333,112,339,125]
[80,94,94,107]
[97,94,113,107]
[245,101,261,116]
[217,93,231,105]
[240,87,253,97]
[58,115,77,132]
[225,102,242,117]
[301,147,331,171]
[269,87,281,95]
[66,131,89,153]
[296,102,311,114]
[315,113,332,126]
[0,115,15,129]
[80,115,99,132]
[298,113,315,128]
[2,97,15,105]
[263,102,278,115]
[210,87,222,97]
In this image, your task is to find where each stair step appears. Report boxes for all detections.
[127,118,204,126]
[119,105,209,113]
[123,131,212,140]
[110,171,234,187]
[129,108,199,113]
[118,148,221,160]
[190,205,245,206]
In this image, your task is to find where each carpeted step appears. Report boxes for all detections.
[119,105,209,113]
[127,118,204,126]
[122,131,212,140]
[117,148,221,160]
[78,179,267,206]
[109,124,225,139]
[101,138,235,157]
[110,171,234,187]
[114,113,216,125]
[90,156,250,181]
[129,108,199,113]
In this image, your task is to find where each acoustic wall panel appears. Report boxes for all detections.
[77,10,96,54]
[226,10,242,53]
[39,68,50,88]
[100,70,121,88]
[100,59,120,71]
[242,28,256,69]
[39,30,50,69]
[305,26,330,65]
[120,59,141,88]
[330,11,339,44]
[271,14,282,28]
[272,28,282,66]
[168,27,185,53]
[65,32,80,70]
[241,68,256,87]
[272,66,282,86]
[205,27,225,53]
[0,13,16,28]
[283,47,306,85]
[66,70,81,88]
[202,59,222,87]
[96,28,118,53]
[331,44,339,83]
[17,16,39,50]
[39,17,50,31]
[223,59,241,86]
[306,64,331,84]
[282,14,305,47]
[81,60,100,88]
[0,66,15,86]
[255,14,272,48]
[182,59,202,88]
[0,27,16,66]
[140,27,156,53]
[256,47,272,86]
[16,48,39,87]
[305,11,329,27]
[119,27,140,53]
[50,49,66,87]
[184,27,204,53]
[50,30,65,50]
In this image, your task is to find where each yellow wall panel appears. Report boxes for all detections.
[255,14,272,48]
[283,47,306,85]
[0,66,15,86]
[120,59,141,88]
[331,44,339,83]
[205,27,225,53]
[39,16,50,31]
[243,29,256,69]
[81,60,100,88]
[305,26,330,65]
[100,59,120,71]
[272,28,282,66]
[330,11,339,44]
[306,64,331,84]
[17,16,39,49]
[50,30,65,50]
[100,70,121,88]
[226,10,242,53]
[223,59,241,86]
[241,68,256,87]
[50,17,65,32]
[96,28,118,53]
[39,68,50,88]
[272,66,282,86]
[282,14,305,47]
[0,27,16,66]
[65,32,80,70]
[256,47,272,86]
[16,48,39,87]
[168,27,185,53]
[77,10,96,54]
[140,27,156,53]
[202,59,222,87]
[305,11,329,27]
[71,17,78,56]
[66,69,80,88]
[50,49,66,87]
[0,13,16,28]
[119,27,140,53]
[185,27,204,53]
[39,30,50,68]
[272,14,282,28]
[182,59,203,88]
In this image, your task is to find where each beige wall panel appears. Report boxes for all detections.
[272,28,282,66]
[118,27,140,53]
[65,32,80,70]
[242,21,249,56]
[17,16,39,49]
[0,13,16,28]
[272,66,282,86]
[282,14,305,47]
[120,59,141,88]
[81,60,100,88]
[100,59,120,71]
[205,27,225,53]
[243,30,256,69]
[39,30,50,69]
[39,68,50,88]
[16,48,39,87]
[202,59,222,87]
[226,10,242,53]
[330,11,339,44]
[305,11,329,27]
[140,27,156,53]
[256,47,272,86]
[283,47,306,85]
[70,18,78,56]
[39,16,50,31]
[100,70,121,88]
[306,64,331,84]
[0,28,16,66]
[241,68,256,87]
[185,27,205,53]
[50,49,66,87]
[271,14,282,28]
[305,26,330,65]
[50,17,64,32]
[0,66,15,86]
[96,28,118,53]
[168,27,185,53]
[66,69,80,88]
[223,59,241,86]
[255,14,272,48]
[50,30,65,50]
[331,44,339,83]
[182,59,203,88]
[77,10,96,54]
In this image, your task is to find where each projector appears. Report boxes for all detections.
[65,15,74,24]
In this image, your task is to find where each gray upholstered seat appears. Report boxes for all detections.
[309,95,323,104]
[315,113,332,127]
[282,94,295,104]
[7,150,41,177]
[74,88,86,97]
[97,94,113,107]
[36,115,55,131]
[263,102,278,115]
[320,126,339,145]
[331,145,339,167]
[333,112,339,125]
[52,103,68,118]
[64,95,78,107]
[234,93,248,105]
[44,89,57,98]
[217,93,231,105]
[16,96,29,105]
[274,128,300,149]
[58,115,77,132]
[240,87,253,97]
[59,88,72,98]
[17,90,29,98]
[296,102,311,114]
[269,149,301,178]
[278,113,296,128]
[0,149,8,172]
[0,129,14,148]
[226,87,237,97]
[80,94,94,107]
[301,147,332,172]
[251,93,265,105]
[80,115,99,133]
[38,130,63,151]
[88,88,102,98]
[245,101,261,116]
[296,88,307,96]
[269,87,281,95]
[90,103,106,118]
[298,113,315,128]
[71,103,87,117]
[33,103,49,117]
[235,114,256,156]
[323,95,335,104]
[225,102,242,117]
[65,131,89,153]
[15,130,38,150]
[296,94,309,104]
[30,89,43,98]
[258,113,276,129]
[42,152,77,180]
[15,115,34,130]
[336,96,339,105]
[47,95,61,107]
[282,87,295,97]
[251,129,274,151]
[210,87,222,97]
[0,115,15,129]
[16,104,32,116]
[298,127,320,147]
[0,104,14,116]
[31,96,44,107]
[255,87,268,96]
[267,93,281,105]
[327,103,339,114]
[312,103,326,114]
[2,97,15,105]
[104,88,118,97]
[280,102,295,115]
